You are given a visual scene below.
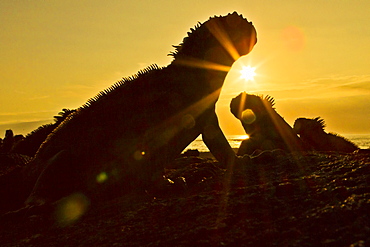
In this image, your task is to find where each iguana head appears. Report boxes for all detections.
[230,92,275,124]
[293,117,326,135]
[170,12,257,66]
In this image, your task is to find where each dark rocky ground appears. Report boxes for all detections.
[1,151,370,246]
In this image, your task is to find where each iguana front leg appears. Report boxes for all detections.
[201,109,236,168]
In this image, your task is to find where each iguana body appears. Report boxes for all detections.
[1,12,257,210]
[293,117,358,152]
[230,93,305,155]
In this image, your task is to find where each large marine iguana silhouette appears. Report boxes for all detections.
[293,117,358,152]
[0,12,257,212]
[230,92,305,155]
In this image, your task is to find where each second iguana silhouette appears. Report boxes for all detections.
[230,92,305,155]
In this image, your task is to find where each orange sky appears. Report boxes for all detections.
[1,1,369,136]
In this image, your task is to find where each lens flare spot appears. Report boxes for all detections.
[55,193,90,227]
[96,172,108,183]
[133,150,146,161]
[241,109,256,124]
[181,114,196,129]
[282,26,305,52]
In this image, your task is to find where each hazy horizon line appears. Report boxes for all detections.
[0,119,52,136]
[1,119,369,138]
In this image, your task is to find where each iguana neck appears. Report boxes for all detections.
[170,47,237,98]
[171,42,236,68]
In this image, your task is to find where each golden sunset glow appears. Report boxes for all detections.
[0,1,369,136]
[240,66,256,81]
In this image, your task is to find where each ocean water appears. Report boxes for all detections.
[185,134,370,153]
[342,134,370,149]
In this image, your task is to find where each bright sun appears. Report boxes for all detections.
[240,66,256,81]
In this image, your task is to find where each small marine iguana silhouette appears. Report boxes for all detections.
[230,92,305,155]
[0,12,257,212]
[11,109,76,157]
[293,117,358,153]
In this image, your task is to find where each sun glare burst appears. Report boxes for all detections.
[240,66,256,81]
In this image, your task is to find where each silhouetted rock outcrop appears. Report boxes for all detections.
[1,152,370,246]
[0,12,257,215]
[293,117,358,152]
[1,130,14,153]
[0,130,24,154]
[230,92,306,155]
